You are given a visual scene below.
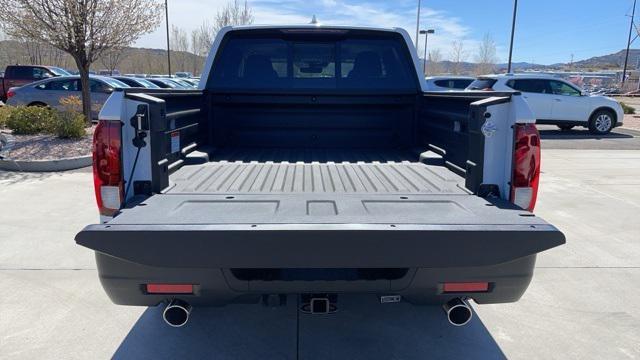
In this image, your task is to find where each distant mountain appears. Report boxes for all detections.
[568,49,640,70]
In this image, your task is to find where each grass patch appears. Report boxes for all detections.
[619,101,636,115]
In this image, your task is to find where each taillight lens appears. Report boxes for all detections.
[7,88,16,99]
[511,123,541,211]
[146,284,194,294]
[443,282,490,293]
[93,120,123,216]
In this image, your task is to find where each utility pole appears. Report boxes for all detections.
[420,29,435,75]
[415,0,421,49]
[507,0,518,73]
[622,0,637,89]
[165,0,172,76]
[570,54,574,71]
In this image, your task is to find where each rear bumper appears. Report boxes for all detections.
[77,222,564,307]
[94,252,538,306]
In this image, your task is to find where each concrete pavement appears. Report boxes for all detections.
[1,148,639,359]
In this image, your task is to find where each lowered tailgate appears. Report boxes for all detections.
[76,191,565,269]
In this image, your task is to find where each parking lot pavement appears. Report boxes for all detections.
[538,125,640,150]
[1,145,639,359]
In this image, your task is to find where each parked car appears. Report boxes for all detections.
[175,72,193,78]
[111,76,160,89]
[99,69,121,76]
[76,25,564,328]
[467,74,624,134]
[6,75,129,119]
[146,78,189,89]
[171,78,197,88]
[425,76,475,91]
[0,65,71,102]
[181,78,200,87]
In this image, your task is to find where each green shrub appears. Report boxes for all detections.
[52,110,86,139]
[0,106,9,128]
[619,101,636,115]
[3,105,86,138]
[5,106,59,135]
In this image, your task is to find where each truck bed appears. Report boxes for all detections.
[109,147,543,228]
[168,147,466,195]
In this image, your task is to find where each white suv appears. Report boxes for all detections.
[467,74,624,134]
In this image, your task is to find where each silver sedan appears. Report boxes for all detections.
[6,75,129,119]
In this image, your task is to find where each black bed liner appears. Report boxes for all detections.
[76,148,565,269]
[168,158,465,195]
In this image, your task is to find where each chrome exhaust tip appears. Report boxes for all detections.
[162,299,192,327]
[442,298,473,326]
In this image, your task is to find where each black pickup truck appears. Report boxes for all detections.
[76,25,565,327]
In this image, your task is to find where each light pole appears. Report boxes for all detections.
[420,29,435,76]
[507,0,518,73]
[165,0,172,76]
[415,0,421,48]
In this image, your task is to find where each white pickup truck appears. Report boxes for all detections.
[76,25,565,328]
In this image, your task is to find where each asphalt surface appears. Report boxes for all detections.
[538,125,640,150]
[1,131,639,359]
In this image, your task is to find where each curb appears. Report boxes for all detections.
[0,155,92,172]
[0,132,92,172]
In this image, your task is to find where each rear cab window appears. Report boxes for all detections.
[466,78,497,91]
[208,29,418,93]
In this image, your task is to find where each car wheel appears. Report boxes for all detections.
[27,102,47,107]
[557,124,574,131]
[588,110,614,135]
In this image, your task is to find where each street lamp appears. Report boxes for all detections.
[420,29,435,76]
[165,0,172,76]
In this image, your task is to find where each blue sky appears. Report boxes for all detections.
[135,0,635,65]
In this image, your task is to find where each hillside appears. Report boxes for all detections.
[1,39,638,76]
[570,49,640,69]
[0,40,206,75]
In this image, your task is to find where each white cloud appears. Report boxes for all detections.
[135,0,491,62]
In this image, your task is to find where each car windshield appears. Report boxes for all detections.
[100,78,129,88]
[49,67,72,76]
[135,78,160,88]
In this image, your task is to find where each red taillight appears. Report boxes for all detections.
[146,284,194,294]
[443,282,490,293]
[6,88,16,99]
[510,123,541,212]
[93,120,123,216]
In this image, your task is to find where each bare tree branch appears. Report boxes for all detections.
[0,0,163,122]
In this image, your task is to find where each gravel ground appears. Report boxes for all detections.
[622,114,640,131]
[1,127,94,161]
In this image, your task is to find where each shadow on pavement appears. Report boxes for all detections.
[539,129,634,140]
[0,167,90,185]
[113,295,505,360]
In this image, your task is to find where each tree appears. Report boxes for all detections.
[427,48,443,76]
[449,41,467,75]
[214,0,254,33]
[475,33,497,75]
[170,25,189,72]
[190,21,216,74]
[0,0,163,123]
[100,47,126,76]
